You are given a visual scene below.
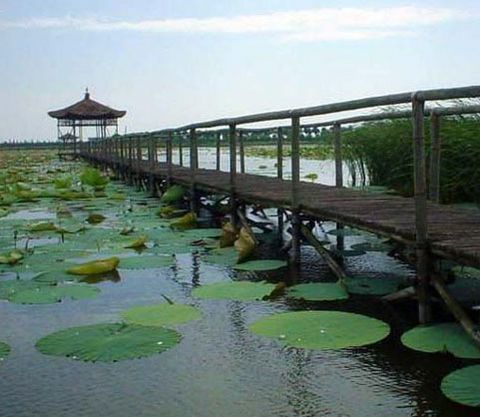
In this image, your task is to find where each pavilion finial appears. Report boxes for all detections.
[85,87,90,100]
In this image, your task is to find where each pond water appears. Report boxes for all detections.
[0,153,478,417]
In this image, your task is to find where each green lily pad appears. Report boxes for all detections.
[286,282,349,301]
[250,311,390,350]
[441,365,480,407]
[0,279,46,300]
[36,323,180,362]
[452,266,480,279]
[203,247,238,266]
[119,255,174,269]
[345,275,404,296]
[193,281,275,301]
[401,323,480,359]
[350,241,392,252]
[0,341,10,362]
[331,249,366,257]
[233,259,287,271]
[179,228,222,239]
[160,185,185,203]
[122,303,201,326]
[8,283,100,304]
[326,228,361,237]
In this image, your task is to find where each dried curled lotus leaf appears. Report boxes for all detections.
[401,323,480,359]
[234,228,257,263]
[286,282,349,301]
[233,259,287,271]
[441,365,480,407]
[193,281,276,301]
[67,257,120,276]
[122,303,201,326]
[35,323,181,362]
[249,311,390,350]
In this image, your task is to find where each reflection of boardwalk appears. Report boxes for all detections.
[90,156,480,268]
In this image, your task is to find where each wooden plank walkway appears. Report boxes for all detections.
[93,155,480,268]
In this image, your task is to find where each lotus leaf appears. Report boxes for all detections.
[327,228,361,237]
[219,222,238,248]
[124,235,147,249]
[203,247,238,266]
[0,279,47,300]
[345,275,404,296]
[54,176,72,189]
[67,257,120,276]
[286,282,349,301]
[179,228,222,239]
[233,259,287,271]
[192,281,275,301]
[401,323,480,359]
[441,365,480,407]
[350,241,392,252]
[8,283,100,304]
[80,167,109,189]
[249,311,390,349]
[35,323,181,362]
[235,228,256,263]
[122,303,201,326]
[170,212,197,230]
[331,248,366,257]
[160,185,186,204]
[0,341,10,362]
[452,266,480,279]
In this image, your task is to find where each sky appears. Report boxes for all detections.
[0,0,479,141]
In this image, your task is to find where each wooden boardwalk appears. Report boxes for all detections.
[88,155,480,269]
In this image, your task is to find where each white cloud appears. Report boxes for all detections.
[0,6,472,42]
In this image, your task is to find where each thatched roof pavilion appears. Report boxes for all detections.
[48,89,126,158]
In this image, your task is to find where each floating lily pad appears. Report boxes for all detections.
[345,275,404,296]
[249,311,390,349]
[192,281,275,301]
[0,341,10,362]
[452,266,480,279]
[8,283,100,304]
[331,249,366,257]
[441,365,480,407]
[350,241,392,252]
[286,282,349,301]
[36,323,181,362]
[203,247,238,266]
[179,228,222,239]
[122,303,201,326]
[326,228,361,237]
[0,279,45,300]
[233,259,287,271]
[401,323,480,359]
[119,255,174,270]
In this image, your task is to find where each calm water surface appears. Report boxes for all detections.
[0,152,478,417]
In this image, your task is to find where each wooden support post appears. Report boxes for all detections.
[148,136,156,196]
[179,134,183,166]
[333,123,343,187]
[167,132,173,187]
[291,116,301,264]
[190,128,198,213]
[429,112,441,203]
[301,225,347,289]
[412,92,431,324]
[136,137,142,189]
[229,124,238,228]
[239,131,245,174]
[277,127,284,242]
[431,275,480,347]
[128,137,133,185]
[216,132,221,171]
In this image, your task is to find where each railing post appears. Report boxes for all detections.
[179,133,183,166]
[277,127,284,242]
[128,136,133,185]
[190,128,198,213]
[167,131,173,186]
[333,123,345,250]
[229,123,238,228]
[291,116,301,264]
[333,122,343,187]
[148,135,156,196]
[216,131,221,171]
[239,130,245,174]
[429,112,441,203]
[412,92,431,324]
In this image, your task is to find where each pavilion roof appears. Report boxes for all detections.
[48,90,126,120]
